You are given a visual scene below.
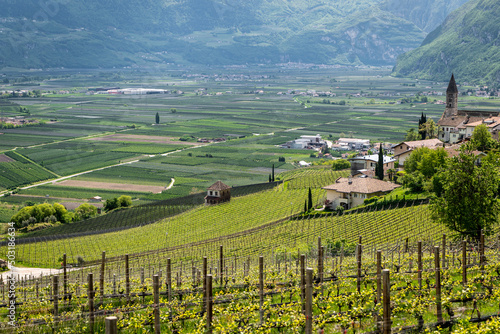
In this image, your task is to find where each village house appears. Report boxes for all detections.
[393,138,443,166]
[348,154,396,176]
[322,177,399,210]
[281,134,327,150]
[337,138,370,151]
[438,75,500,143]
[204,181,231,205]
[89,196,102,202]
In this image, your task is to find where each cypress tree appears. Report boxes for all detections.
[155,112,160,124]
[418,112,427,140]
[375,143,385,180]
[307,187,313,211]
[304,200,307,213]
[269,174,272,183]
[272,164,275,182]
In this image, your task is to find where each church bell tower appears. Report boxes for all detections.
[444,74,458,117]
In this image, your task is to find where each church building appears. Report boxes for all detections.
[438,74,500,143]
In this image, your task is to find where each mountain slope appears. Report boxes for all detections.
[379,0,469,33]
[0,0,469,68]
[393,0,500,84]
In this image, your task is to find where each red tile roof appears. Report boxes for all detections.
[207,181,231,191]
[322,177,399,194]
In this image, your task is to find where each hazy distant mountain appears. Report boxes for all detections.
[379,0,469,33]
[0,0,469,69]
[393,0,500,84]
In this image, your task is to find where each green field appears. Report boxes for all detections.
[2,67,500,202]
[0,151,58,191]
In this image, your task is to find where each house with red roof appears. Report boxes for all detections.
[204,181,231,205]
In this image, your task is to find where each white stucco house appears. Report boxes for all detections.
[322,177,400,210]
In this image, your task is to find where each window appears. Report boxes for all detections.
[209,191,213,195]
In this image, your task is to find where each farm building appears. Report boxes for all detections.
[322,177,399,210]
[89,196,102,202]
[393,138,443,166]
[205,181,231,205]
[280,134,327,150]
[337,138,370,151]
[348,154,396,176]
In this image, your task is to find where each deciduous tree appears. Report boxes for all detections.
[405,128,420,141]
[419,119,437,139]
[471,123,494,152]
[430,144,500,241]
[74,203,97,221]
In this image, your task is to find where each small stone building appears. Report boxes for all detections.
[204,181,231,205]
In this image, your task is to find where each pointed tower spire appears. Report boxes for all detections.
[444,74,458,117]
[447,73,458,94]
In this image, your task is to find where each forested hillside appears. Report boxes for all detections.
[393,0,500,85]
[0,0,467,68]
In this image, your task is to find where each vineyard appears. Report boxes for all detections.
[280,168,351,190]
[3,186,324,268]
[4,167,500,333]
[15,181,282,241]
[2,235,500,333]
[0,151,58,191]
[17,142,138,176]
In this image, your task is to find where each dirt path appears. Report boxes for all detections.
[165,178,175,190]
[1,266,67,280]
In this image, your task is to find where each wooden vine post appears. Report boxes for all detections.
[105,316,118,334]
[259,256,264,324]
[100,251,105,304]
[202,257,207,314]
[357,243,362,293]
[382,269,391,334]
[153,275,160,334]
[125,254,130,303]
[317,237,323,283]
[480,231,485,272]
[300,254,306,314]
[88,273,94,334]
[462,240,467,286]
[442,234,446,269]
[1,277,4,303]
[417,241,422,290]
[219,245,224,286]
[166,258,172,302]
[53,275,59,323]
[305,268,313,334]
[206,274,213,334]
[434,246,443,324]
[62,254,67,302]
[376,250,381,304]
